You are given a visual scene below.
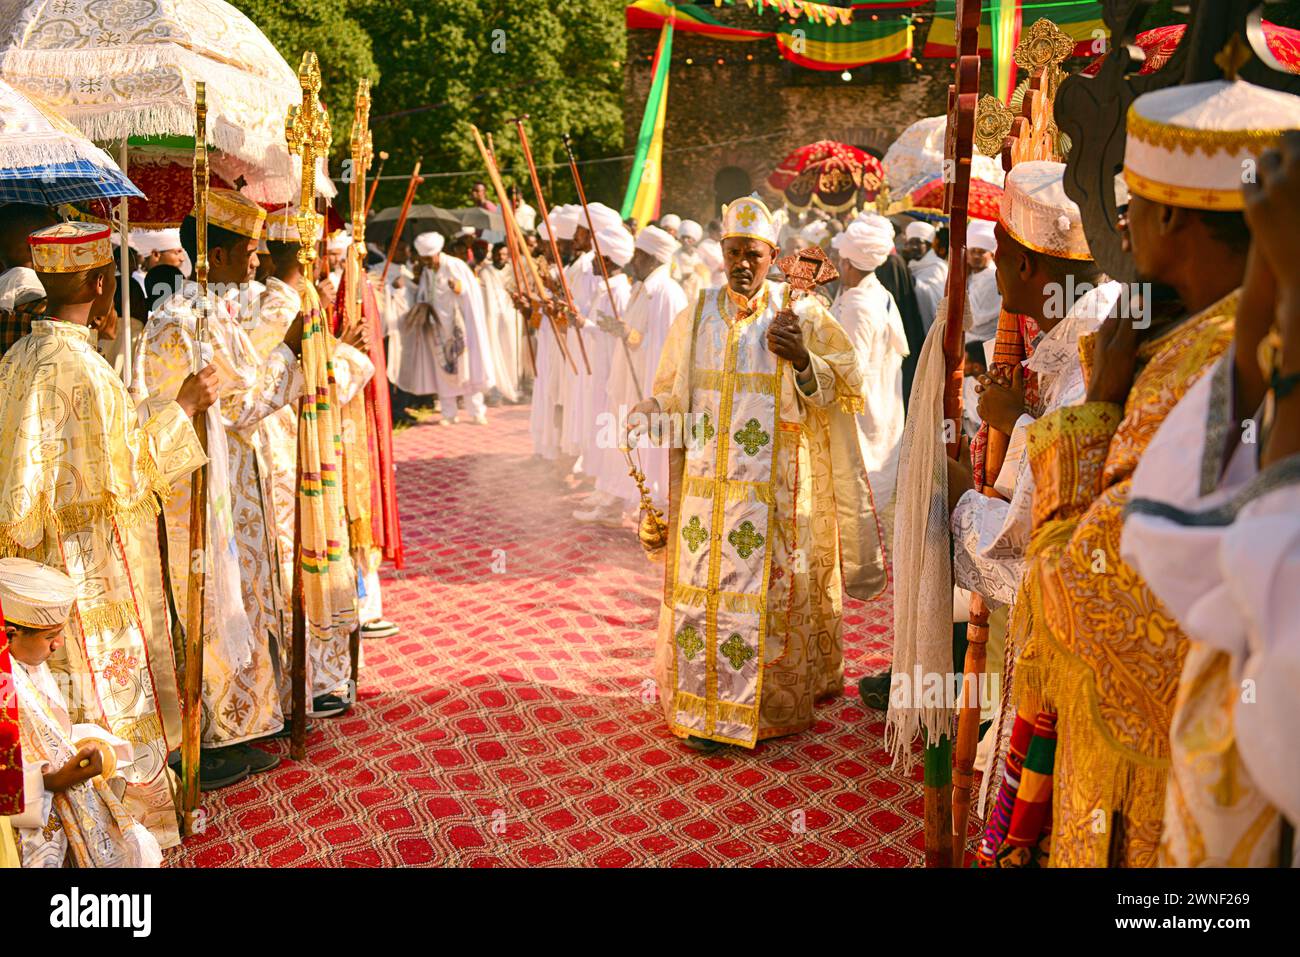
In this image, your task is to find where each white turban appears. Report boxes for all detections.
[904,220,936,243]
[577,202,624,235]
[0,556,77,628]
[832,215,895,273]
[327,231,351,255]
[634,224,680,264]
[966,218,998,253]
[540,204,579,242]
[678,219,703,243]
[658,213,681,232]
[132,228,183,256]
[799,220,829,247]
[596,224,635,267]
[414,231,445,257]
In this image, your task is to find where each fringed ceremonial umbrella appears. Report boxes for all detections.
[0,79,140,205]
[888,174,1003,224]
[882,115,1006,199]
[1081,21,1300,78]
[768,140,886,213]
[0,0,323,383]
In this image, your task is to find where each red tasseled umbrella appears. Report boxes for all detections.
[768,140,886,213]
[1081,21,1300,77]
[905,175,1003,222]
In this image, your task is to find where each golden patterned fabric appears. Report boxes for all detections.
[0,320,204,848]
[203,188,266,241]
[1018,291,1237,866]
[649,282,883,747]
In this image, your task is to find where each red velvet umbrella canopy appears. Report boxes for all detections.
[906,175,1003,222]
[768,140,886,213]
[1082,21,1300,77]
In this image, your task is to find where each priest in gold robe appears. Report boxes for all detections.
[133,191,298,786]
[630,196,886,751]
[0,221,213,845]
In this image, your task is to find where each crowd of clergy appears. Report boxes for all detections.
[2,74,1299,870]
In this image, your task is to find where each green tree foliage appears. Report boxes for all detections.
[228,0,379,162]
[233,0,626,215]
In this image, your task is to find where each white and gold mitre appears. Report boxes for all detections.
[28,220,113,273]
[1000,160,1092,260]
[0,556,77,628]
[721,195,779,248]
[1125,78,1300,211]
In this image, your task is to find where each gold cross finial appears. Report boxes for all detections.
[1215,33,1252,81]
[350,78,372,247]
[975,93,1015,157]
[286,51,331,264]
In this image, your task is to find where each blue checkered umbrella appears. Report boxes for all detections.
[0,158,143,206]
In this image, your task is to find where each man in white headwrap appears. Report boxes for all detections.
[563,202,625,474]
[903,220,947,331]
[627,196,885,751]
[530,205,580,461]
[391,230,495,424]
[657,213,681,237]
[830,215,909,518]
[476,238,521,404]
[1,558,163,867]
[965,218,1001,344]
[572,222,636,524]
[671,219,710,306]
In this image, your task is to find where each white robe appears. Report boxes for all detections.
[831,272,908,512]
[599,261,685,507]
[389,255,494,398]
[529,260,570,460]
[562,252,602,459]
[908,250,947,332]
[965,266,1001,343]
[476,261,520,402]
[1122,353,1299,866]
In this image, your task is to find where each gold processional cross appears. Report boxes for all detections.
[286,51,332,264]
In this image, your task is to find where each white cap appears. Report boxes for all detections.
[414,231,445,257]
[658,213,681,232]
[0,556,77,628]
[832,214,895,273]
[799,220,830,248]
[678,219,703,243]
[1125,78,1300,211]
[966,218,998,253]
[904,220,936,243]
[720,195,779,249]
[634,224,680,264]
[327,231,351,255]
[131,228,183,256]
[999,160,1092,260]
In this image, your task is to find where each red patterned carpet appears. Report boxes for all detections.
[169,402,931,867]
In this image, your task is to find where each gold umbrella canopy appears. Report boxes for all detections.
[0,0,315,204]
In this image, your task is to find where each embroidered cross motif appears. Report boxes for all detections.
[728,520,765,560]
[691,411,715,447]
[676,625,704,661]
[102,648,138,688]
[681,515,709,553]
[720,633,754,670]
[736,205,757,227]
[733,418,770,456]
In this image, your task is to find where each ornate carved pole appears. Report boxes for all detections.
[181,81,211,833]
[513,115,591,374]
[285,51,332,762]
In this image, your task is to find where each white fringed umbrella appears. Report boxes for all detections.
[883,115,1006,199]
[0,0,304,202]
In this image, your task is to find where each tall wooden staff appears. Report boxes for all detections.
[181,81,211,832]
[485,132,537,373]
[513,115,591,374]
[285,51,332,761]
[364,150,388,220]
[919,0,984,869]
[379,161,422,285]
[470,125,571,372]
[561,133,642,397]
[345,78,373,693]
[950,18,1075,868]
